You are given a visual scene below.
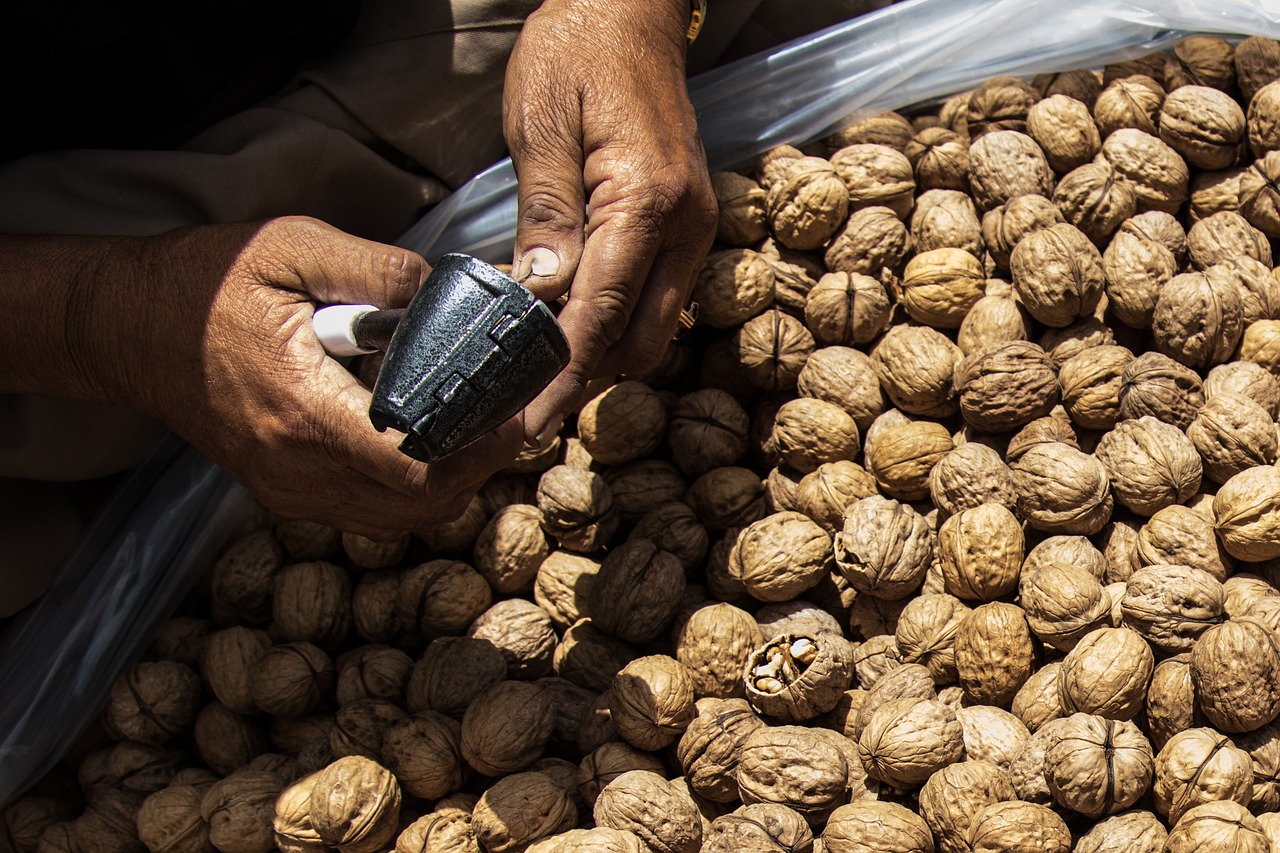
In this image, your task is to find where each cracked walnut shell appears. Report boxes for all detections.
[744,632,854,722]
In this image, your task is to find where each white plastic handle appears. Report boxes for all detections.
[313,304,379,357]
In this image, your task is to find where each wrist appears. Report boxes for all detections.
[0,234,146,405]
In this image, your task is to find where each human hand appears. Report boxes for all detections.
[84,218,523,537]
[502,0,718,445]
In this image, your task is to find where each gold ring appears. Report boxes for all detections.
[674,301,699,339]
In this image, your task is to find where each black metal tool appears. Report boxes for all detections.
[313,254,569,462]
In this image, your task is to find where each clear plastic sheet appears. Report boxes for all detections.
[398,0,1280,263]
[4,0,1280,807]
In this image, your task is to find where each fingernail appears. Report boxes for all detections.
[532,413,566,450]
[514,246,560,282]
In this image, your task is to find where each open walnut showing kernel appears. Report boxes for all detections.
[743,632,854,723]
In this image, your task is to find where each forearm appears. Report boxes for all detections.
[0,235,138,403]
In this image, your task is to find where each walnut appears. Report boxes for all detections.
[1102,230,1177,329]
[1159,84,1245,170]
[935,502,1022,602]
[251,643,333,717]
[896,247,984,330]
[1094,416,1202,516]
[911,189,984,256]
[956,705,1029,769]
[851,662,935,740]
[928,444,1016,517]
[710,172,768,247]
[1154,728,1253,824]
[105,661,202,746]
[875,422,957,502]
[1191,618,1280,733]
[829,144,915,219]
[419,493,488,556]
[764,156,850,250]
[857,696,964,787]
[1010,442,1112,535]
[1117,352,1205,428]
[958,289,1031,355]
[587,540,684,644]
[533,551,599,631]
[576,381,668,465]
[966,76,1040,138]
[199,771,282,853]
[802,271,891,347]
[1010,223,1104,327]
[1214,257,1280,324]
[967,131,1055,211]
[675,603,761,700]
[1095,74,1164,137]
[396,560,491,640]
[405,636,505,718]
[470,772,576,853]
[605,460,687,525]
[1144,655,1200,752]
[1057,627,1153,721]
[1052,162,1137,246]
[201,627,272,715]
[769,398,860,475]
[1242,318,1280,375]
[675,698,766,802]
[760,241,823,314]
[459,681,554,776]
[274,518,339,562]
[133,786,211,853]
[525,827,643,853]
[192,702,267,776]
[685,467,766,532]
[822,801,932,852]
[1152,270,1245,369]
[1100,129,1191,215]
[905,127,970,192]
[554,619,638,694]
[744,632,853,723]
[593,771,701,853]
[833,496,932,601]
[374,713,463,802]
[693,250,775,329]
[1236,37,1280,102]
[536,467,617,555]
[1165,801,1269,853]
[1134,508,1231,590]
[1034,68,1103,104]
[605,655,695,751]
[729,512,831,603]
[1007,717,1072,803]
[628,502,707,574]
[981,194,1063,270]
[1020,563,1111,651]
[824,205,912,279]
[467,599,556,679]
[333,646,411,710]
[795,346,886,431]
[1028,537,1107,581]
[467,505,549,596]
[851,634,902,690]
[662,389,749,478]
[737,726,851,825]
[870,326,962,418]
[1038,315,1116,368]
[1121,564,1226,655]
[1190,166,1248,221]
[894,593,970,685]
[1215,465,1280,561]
[393,809,479,853]
[953,602,1034,708]
[1026,94,1100,173]
[794,460,878,533]
[918,761,1014,853]
[1237,722,1280,812]
[211,529,283,624]
[967,801,1071,853]
[1165,36,1235,91]
[733,309,815,392]
[1011,662,1066,732]
[330,700,407,761]
[340,531,408,571]
[953,341,1059,434]
[307,758,400,853]
[1238,152,1280,238]
[273,562,351,650]
[1042,713,1153,818]
[350,570,405,646]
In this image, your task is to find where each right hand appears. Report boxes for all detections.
[79,217,523,538]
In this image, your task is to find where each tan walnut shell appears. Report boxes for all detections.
[833,495,932,601]
[953,340,1059,433]
[1121,564,1225,656]
[1010,222,1105,327]
[1044,713,1153,818]
[1094,416,1202,516]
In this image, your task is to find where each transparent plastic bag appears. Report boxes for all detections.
[4,0,1280,806]
[399,0,1280,263]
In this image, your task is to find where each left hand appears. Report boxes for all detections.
[502,0,718,446]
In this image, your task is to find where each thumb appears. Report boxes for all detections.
[508,141,587,305]
[266,217,430,309]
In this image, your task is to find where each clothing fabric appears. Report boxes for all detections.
[0,0,892,616]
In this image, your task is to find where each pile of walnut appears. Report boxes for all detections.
[22,34,1280,853]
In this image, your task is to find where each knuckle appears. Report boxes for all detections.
[380,249,428,301]
[585,287,635,346]
[520,190,583,235]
